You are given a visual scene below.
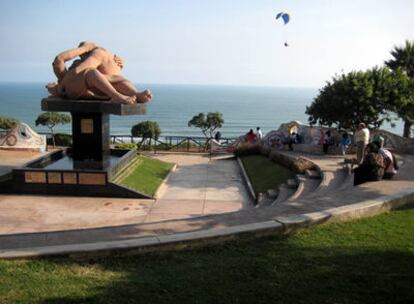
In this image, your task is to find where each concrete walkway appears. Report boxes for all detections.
[0,150,45,177]
[1,151,414,258]
[0,153,251,235]
[149,154,252,222]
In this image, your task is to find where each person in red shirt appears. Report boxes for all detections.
[245,129,257,143]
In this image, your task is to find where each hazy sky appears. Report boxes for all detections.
[0,0,412,87]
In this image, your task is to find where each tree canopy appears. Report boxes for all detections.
[385,40,414,78]
[306,40,414,138]
[131,121,161,146]
[385,40,414,137]
[35,112,71,147]
[188,112,224,139]
[306,68,395,131]
[0,116,19,130]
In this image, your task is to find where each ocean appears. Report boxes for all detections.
[0,83,403,138]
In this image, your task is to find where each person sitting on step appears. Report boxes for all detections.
[352,143,385,186]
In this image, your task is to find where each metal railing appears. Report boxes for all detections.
[37,132,241,153]
[110,135,240,153]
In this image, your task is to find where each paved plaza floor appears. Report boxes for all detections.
[0,152,251,234]
[0,149,45,177]
[1,149,413,256]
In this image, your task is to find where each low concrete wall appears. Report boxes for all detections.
[154,163,177,199]
[237,157,257,202]
[268,150,318,174]
[371,129,414,154]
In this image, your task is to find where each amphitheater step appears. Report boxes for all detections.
[305,168,349,199]
[272,184,296,205]
[286,178,298,188]
[256,192,276,207]
[256,188,280,207]
[267,188,279,199]
[287,176,321,201]
[337,170,353,191]
[305,169,321,179]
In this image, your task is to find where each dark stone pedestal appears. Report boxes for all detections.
[41,97,146,170]
[72,112,110,169]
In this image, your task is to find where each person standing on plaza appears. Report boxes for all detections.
[354,123,370,164]
[256,127,263,142]
[214,131,222,142]
[323,130,333,154]
[339,132,352,155]
[245,129,257,143]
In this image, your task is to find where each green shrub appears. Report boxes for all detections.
[0,116,19,130]
[47,133,72,147]
[36,112,71,147]
[260,145,271,157]
[233,143,262,157]
[114,143,137,149]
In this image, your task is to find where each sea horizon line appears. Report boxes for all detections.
[0,81,319,90]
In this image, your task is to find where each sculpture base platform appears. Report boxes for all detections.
[42,97,146,169]
[0,97,150,198]
[0,148,150,198]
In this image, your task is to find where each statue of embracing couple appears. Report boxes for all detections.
[47,41,152,104]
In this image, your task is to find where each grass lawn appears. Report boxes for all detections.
[1,208,413,303]
[241,155,295,194]
[113,155,174,196]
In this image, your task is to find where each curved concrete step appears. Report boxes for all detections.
[289,175,306,200]
[255,191,276,207]
[272,184,296,205]
[274,175,321,205]
[277,152,354,200]
[257,172,321,208]
[287,176,321,201]
[336,171,353,191]
[271,174,305,205]
[272,173,322,206]
[306,168,349,199]
[306,169,321,179]
[284,167,350,210]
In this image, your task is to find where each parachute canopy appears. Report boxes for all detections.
[276,12,290,25]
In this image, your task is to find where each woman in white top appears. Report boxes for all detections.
[379,148,398,179]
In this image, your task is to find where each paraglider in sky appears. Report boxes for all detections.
[276,12,291,47]
[276,12,290,25]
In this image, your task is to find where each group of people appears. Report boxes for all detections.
[322,130,351,155]
[315,122,398,186]
[352,123,398,186]
[245,127,263,144]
